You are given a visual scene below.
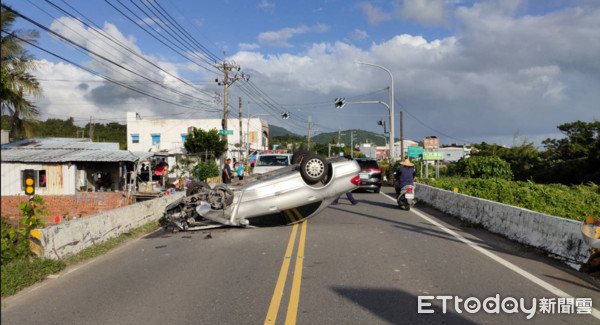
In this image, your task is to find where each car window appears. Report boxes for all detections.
[357,160,379,169]
[256,155,290,167]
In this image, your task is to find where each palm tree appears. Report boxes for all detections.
[1,4,41,141]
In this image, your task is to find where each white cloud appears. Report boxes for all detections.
[34,4,600,146]
[398,0,447,25]
[44,17,219,122]
[258,0,275,12]
[359,2,392,26]
[258,23,330,47]
[238,43,260,50]
[348,29,368,41]
[230,4,600,144]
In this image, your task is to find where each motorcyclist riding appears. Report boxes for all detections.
[394,158,416,198]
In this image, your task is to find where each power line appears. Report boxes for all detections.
[103,0,220,75]
[5,5,217,108]
[43,0,217,99]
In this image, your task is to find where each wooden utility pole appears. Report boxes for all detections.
[400,111,404,161]
[307,116,312,151]
[89,116,94,141]
[239,97,243,162]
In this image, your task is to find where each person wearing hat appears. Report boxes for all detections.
[394,158,416,197]
[222,158,232,184]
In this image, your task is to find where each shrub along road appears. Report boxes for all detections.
[1,188,599,324]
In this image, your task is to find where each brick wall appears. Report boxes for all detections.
[1,193,129,226]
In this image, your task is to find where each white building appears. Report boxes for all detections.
[440,146,471,162]
[394,140,419,159]
[126,112,270,164]
[1,138,151,196]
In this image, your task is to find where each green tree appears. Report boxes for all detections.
[542,121,600,161]
[184,128,227,160]
[191,160,220,181]
[455,156,513,180]
[1,5,42,141]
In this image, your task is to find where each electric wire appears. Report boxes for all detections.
[4,5,218,109]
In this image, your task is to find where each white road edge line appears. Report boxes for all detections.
[380,192,600,320]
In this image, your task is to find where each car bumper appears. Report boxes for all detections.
[357,179,382,190]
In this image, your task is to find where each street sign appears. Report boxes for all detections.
[407,146,423,157]
[423,152,443,160]
[219,129,234,135]
[423,136,439,150]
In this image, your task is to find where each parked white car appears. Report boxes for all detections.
[252,153,292,175]
[160,152,360,230]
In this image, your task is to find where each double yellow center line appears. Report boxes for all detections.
[264,221,308,325]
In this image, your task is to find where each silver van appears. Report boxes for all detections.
[252,153,293,174]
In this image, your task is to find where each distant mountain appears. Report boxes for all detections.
[311,129,398,146]
[269,124,302,137]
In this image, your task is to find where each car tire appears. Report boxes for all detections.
[300,154,329,184]
[212,184,235,206]
[292,150,311,164]
[374,188,380,193]
[186,181,210,196]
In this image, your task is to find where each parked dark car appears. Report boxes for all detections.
[354,158,382,193]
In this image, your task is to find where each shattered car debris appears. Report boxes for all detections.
[160,152,360,231]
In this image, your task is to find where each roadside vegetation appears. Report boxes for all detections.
[420,177,600,221]
[384,121,600,221]
[1,196,160,297]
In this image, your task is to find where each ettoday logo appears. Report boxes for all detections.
[418,295,593,319]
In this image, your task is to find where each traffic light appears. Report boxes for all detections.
[334,98,346,109]
[281,112,290,119]
[23,169,35,196]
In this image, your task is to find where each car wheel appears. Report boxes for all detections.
[186,181,210,196]
[374,188,380,193]
[292,150,311,164]
[212,184,235,206]
[300,154,329,184]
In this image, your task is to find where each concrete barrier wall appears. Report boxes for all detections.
[37,192,184,260]
[416,184,590,264]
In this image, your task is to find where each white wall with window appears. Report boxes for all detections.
[1,162,77,195]
[126,112,270,160]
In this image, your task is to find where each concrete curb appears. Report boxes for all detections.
[35,193,184,260]
[415,184,590,264]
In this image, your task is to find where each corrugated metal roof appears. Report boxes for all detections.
[1,137,152,163]
[1,137,118,150]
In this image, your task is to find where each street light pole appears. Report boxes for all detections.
[357,61,395,164]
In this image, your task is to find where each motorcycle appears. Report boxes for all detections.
[393,171,416,210]
[397,185,415,210]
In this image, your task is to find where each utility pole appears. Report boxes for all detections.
[307,116,312,151]
[215,51,248,159]
[307,117,319,151]
[400,111,404,161]
[239,97,243,162]
[89,116,94,141]
[350,131,356,158]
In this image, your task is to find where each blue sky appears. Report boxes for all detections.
[3,0,599,146]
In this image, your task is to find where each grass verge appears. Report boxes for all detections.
[420,177,600,221]
[1,221,160,297]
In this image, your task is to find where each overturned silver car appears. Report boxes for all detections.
[160,152,360,231]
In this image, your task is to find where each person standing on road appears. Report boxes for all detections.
[332,191,358,205]
[222,158,232,184]
[237,163,245,181]
[394,158,416,197]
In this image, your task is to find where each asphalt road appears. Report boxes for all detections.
[2,187,599,325]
